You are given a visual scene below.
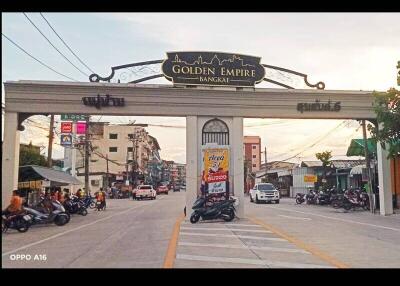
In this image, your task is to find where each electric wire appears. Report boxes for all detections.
[39,13,95,75]
[2,33,79,81]
[22,13,89,78]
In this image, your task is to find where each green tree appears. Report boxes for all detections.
[19,142,47,167]
[315,150,332,188]
[367,86,400,158]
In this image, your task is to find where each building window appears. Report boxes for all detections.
[109,147,118,152]
[253,164,257,167]
[127,147,133,152]
[252,145,257,149]
[109,133,118,139]
[252,155,257,158]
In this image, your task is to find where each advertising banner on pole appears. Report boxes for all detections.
[202,146,229,195]
[76,122,87,134]
[60,135,72,146]
[61,122,73,133]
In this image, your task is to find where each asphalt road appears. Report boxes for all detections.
[2,192,400,268]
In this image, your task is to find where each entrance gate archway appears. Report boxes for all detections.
[2,52,394,216]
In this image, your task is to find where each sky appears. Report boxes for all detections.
[2,13,399,164]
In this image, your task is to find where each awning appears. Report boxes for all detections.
[19,165,82,187]
[350,165,366,175]
[346,139,377,157]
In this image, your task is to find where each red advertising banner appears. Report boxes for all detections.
[76,122,86,134]
[207,171,228,183]
[61,122,72,133]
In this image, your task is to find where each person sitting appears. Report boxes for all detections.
[76,188,83,199]
[3,190,24,217]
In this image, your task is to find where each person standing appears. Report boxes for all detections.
[3,190,24,216]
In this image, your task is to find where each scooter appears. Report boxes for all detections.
[81,195,96,209]
[25,199,70,226]
[190,197,236,223]
[2,211,32,233]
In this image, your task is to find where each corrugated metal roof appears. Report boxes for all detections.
[301,160,365,169]
[19,165,82,185]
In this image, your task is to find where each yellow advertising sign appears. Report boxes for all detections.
[203,148,229,183]
[304,175,317,183]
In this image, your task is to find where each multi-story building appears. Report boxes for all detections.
[63,122,162,192]
[243,136,261,172]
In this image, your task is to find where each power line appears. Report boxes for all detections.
[22,13,89,78]
[39,13,95,75]
[2,33,79,81]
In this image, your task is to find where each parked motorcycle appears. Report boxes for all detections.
[190,197,236,223]
[81,195,96,209]
[306,189,319,205]
[64,196,88,216]
[342,188,370,211]
[295,193,306,204]
[25,199,70,226]
[2,211,32,233]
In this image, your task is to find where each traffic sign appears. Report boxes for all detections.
[76,122,87,134]
[61,114,86,121]
[60,135,72,146]
[61,122,73,133]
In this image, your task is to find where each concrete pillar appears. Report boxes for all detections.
[185,116,198,221]
[232,117,244,218]
[377,142,394,215]
[2,112,20,209]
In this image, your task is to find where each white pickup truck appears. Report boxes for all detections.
[134,185,157,200]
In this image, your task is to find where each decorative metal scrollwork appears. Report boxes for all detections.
[89,58,325,90]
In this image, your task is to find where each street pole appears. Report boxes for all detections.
[362,120,375,213]
[106,154,109,188]
[84,115,90,196]
[264,146,267,170]
[47,114,54,167]
[71,122,77,193]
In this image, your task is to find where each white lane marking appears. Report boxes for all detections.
[278,215,312,221]
[181,223,262,228]
[178,242,309,254]
[265,206,400,232]
[2,201,157,257]
[176,254,331,268]
[180,227,271,233]
[180,232,285,241]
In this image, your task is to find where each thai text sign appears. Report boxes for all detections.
[162,52,265,87]
[304,175,317,183]
[297,99,341,113]
[82,94,125,109]
[61,114,86,121]
[61,122,73,133]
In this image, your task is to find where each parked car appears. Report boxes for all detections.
[250,183,280,204]
[157,185,169,195]
[135,185,157,200]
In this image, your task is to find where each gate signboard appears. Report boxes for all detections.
[162,52,265,87]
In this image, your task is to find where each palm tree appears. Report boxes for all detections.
[315,151,333,189]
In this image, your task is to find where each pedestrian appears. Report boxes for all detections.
[76,188,83,199]
[101,187,107,210]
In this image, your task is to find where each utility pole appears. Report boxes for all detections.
[70,122,77,193]
[84,115,90,196]
[362,120,375,213]
[264,146,267,170]
[47,114,54,167]
[106,154,109,188]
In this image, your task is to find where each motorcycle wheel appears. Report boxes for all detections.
[16,219,30,233]
[222,210,235,222]
[343,201,352,211]
[332,200,341,209]
[54,215,68,226]
[190,212,200,224]
[2,220,8,233]
[89,202,96,209]
[80,208,88,216]
[295,198,302,204]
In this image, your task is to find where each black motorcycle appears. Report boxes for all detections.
[190,197,236,223]
[64,197,88,216]
[306,189,319,205]
[2,211,32,233]
[295,193,306,204]
[25,199,70,226]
